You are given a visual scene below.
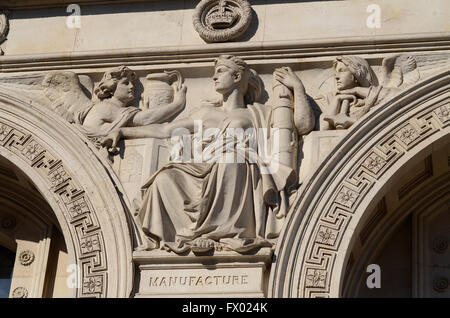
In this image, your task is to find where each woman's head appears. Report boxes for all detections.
[213,55,263,104]
[94,66,137,105]
[333,56,378,90]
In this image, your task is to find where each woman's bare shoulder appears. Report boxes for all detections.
[189,104,221,117]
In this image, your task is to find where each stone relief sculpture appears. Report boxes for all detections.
[0,51,447,259]
[316,54,420,130]
[41,66,187,156]
[193,0,253,43]
[140,70,183,110]
[101,55,315,253]
[41,71,96,123]
[0,10,9,55]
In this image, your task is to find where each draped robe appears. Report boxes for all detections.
[138,103,297,253]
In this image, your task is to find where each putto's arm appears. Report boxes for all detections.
[101,117,196,150]
[125,117,195,139]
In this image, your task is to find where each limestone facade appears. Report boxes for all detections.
[0,0,448,298]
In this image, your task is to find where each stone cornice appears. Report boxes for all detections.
[0,33,449,73]
[2,0,164,10]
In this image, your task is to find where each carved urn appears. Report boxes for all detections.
[141,70,183,109]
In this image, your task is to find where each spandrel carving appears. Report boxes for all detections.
[77,66,187,156]
[26,66,187,158]
[316,54,423,131]
[101,55,315,254]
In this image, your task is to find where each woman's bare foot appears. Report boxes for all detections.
[190,237,215,252]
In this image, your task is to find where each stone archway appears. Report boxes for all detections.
[0,90,134,298]
[341,169,449,297]
[0,155,70,298]
[270,70,450,298]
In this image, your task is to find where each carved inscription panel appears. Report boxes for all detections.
[137,266,264,297]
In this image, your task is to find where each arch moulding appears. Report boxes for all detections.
[270,70,450,298]
[0,90,134,298]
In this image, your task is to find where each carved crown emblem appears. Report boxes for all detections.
[205,0,238,30]
[193,0,252,43]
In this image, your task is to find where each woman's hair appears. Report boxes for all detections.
[94,66,137,100]
[333,56,379,87]
[214,55,263,105]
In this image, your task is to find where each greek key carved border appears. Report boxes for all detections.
[300,101,450,297]
[0,119,107,298]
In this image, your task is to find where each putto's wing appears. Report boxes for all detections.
[42,72,94,123]
[0,71,94,124]
[381,54,420,88]
[0,73,59,110]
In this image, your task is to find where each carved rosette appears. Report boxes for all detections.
[1,215,16,229]
[432,235,448,254]
[19,250,35,266]
[193,0,252,43]
[433,277,449,293]
[12,287,28,298]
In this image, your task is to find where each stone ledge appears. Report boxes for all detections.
[133,247,273,265]
[1,34,449,74]
[2,0,166,9]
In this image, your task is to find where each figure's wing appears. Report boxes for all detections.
[411,53,450,79]
[41,72,94,123]
[0,71,94,124]
[381,54,420,89]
